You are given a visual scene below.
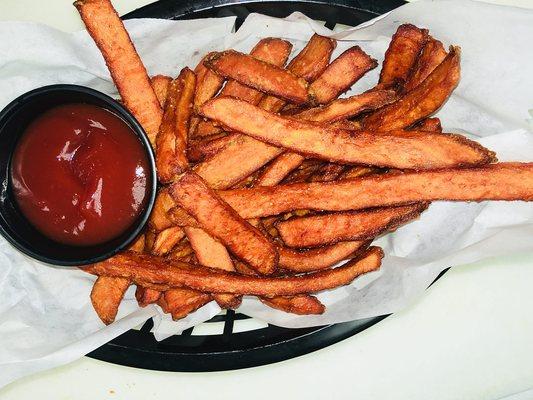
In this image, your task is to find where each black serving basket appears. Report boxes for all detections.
[87,0,408,372]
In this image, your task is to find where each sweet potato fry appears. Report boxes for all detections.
[144,230,156,253]
[194,120,224,137]
[286,34,336,82]
[193,133,282,189]
[309,163,346,182]
[219,163,533,218]
[260,295,325,315]
[379,24,429,89]
[184,226,242,309]
[168,206,198,228]
[187,133,235,162]
[193,52,225,111]
[309,46,377,104]
[294,89,398,123]
[364,47,460,131]
[204,50,310,104]
[201,97,494,170]
[255,90,396,186]
[405,37,447,92]
[167,239,194,260]
[339,166,378,180]
[220,38,292,104]
[84,247,383,296]
[278,241,368,272]
[170,172,278,274]
[91,276,130,325]
[148,188,175,232]
[135,286,162,307]
[74,0,162,147]
[151,75,171,106]
[128,233,145,253]
[413,117,442,133]
[256,152,306,186]
[158,288,212,321]
[277,204,427,247]
[151,226,185,256]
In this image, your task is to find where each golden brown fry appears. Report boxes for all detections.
[405,37,447,92]
[379,24,429,89]
[201,97,494,170]
[309,46,377,104]
[220,38,292,104]
[148,189,176,232]
[135,286,162,307]
[256,152,307,186]
[286,34,336,82]
[158,288,212,320]
[151,226,185,256]
[74,0,162,147]
[187,133,235,163]
[205,50,310,104]
[277,204,427,247]
[151,75,171,107]
[260,295,325,315]
[84,247,383,296]
[413,117,442,133]
[90,276,130,325]
[295,89,398,123]
[184,226,242,309]
[193,133,282,189]
[170,171,278,275]
[155,68,196,183]
[219,163,533,219]
[364,47,460,131]
[278,241,368,272]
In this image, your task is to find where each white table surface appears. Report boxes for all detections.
[1,1,533,399]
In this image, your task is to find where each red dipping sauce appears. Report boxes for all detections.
[11,103,150,246]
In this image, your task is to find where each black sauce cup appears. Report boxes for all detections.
[0,85,157,266]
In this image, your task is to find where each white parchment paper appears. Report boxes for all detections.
[1,0,532,388]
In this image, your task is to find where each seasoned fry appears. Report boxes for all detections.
[379,24,429,89]
[90,276,130,325]
[309,46,377,104]
[74,0,162,147]
[151,75,171,106]
[256,152,306,186]
[187,133,235,162]
[84,247,383,296]
[193,52,225,111]
[413,117,442,133]
[260,295,325,315]
[193,133,281,189]
[151,226,185,256]
[364,47,460,131]
[286,34,336,82]
[205,50,310,104]
[295,89,398,123]
[405,37,447,92]
[279,241,368,272]
[135,287,162,307]
[170,172,278,275]
[158,288,212,320]
[148,188,175,232]
[277,204,427,247]
[219,163,533,218]
[220,38,292,104]
[201,97,494,170]
[184,226,241,309]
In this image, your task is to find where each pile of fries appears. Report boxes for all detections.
[75,0,533,325]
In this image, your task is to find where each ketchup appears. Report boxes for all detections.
[11,103,150,246]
